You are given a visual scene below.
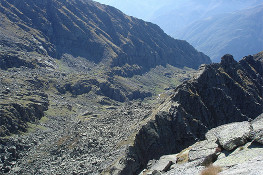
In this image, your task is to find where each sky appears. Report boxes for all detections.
[93,0,174,20]
[93,0,263,36]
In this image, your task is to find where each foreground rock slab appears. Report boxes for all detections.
[142,112,263,175]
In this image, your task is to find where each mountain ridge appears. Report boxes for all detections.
[0,0,210,75]
[175,4,263,62]
[108,52,263,174]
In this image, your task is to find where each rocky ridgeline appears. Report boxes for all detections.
[109,53,263,174]
[140,113,263,174]
[0,0,210,76]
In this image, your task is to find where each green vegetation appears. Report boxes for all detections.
[115,65,194,97]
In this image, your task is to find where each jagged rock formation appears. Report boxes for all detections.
[0,0,210,75]
[109,53,263,174]
[140,113,263,175]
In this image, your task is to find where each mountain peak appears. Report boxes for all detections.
[221,54,237,65]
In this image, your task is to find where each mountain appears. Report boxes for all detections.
[175,4,263,62]
[0,0,211,174]
[0,0,210,137]
[94,0,173,20]
[108,52,263,174]
[94,0,263,37]
[0,0,210,76]
[152,0,263,36]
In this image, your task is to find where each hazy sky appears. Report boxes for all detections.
[93,0,263,21]
[93,0,174,20]
[93,0,263,34]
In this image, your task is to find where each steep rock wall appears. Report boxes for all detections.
[110,53,263,174]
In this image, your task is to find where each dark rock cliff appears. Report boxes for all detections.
[110,53,263,174]
[0,92,49,136]
[0,0,210,74]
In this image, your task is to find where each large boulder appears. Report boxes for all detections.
[251,114,263,144]
[206,121,251,151]
[188,140,218,162]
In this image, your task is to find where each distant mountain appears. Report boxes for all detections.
[175,4,263,62]
[152,0,263,36]
[94,0,263,37]
[0,0,210,76]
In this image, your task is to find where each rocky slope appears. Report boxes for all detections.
[175,4,263,62]
[140,113,263,175]
[0,0,209,136]
[0,0,210,76]
[0,59,195,174]
[108,53,263,174]
[0,0,208,173]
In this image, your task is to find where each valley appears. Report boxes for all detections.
[1,0,263,175]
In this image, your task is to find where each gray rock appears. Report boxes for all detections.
[214,143,263,167]
[115,54,263,174]
[208,121,251,151]
[152,170,162,175]
[251,114,263,144]
[149,154,177,172]
[164,160,203,175]
[188,140,218,162]
[217,155,263,175]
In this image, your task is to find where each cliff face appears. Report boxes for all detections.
[140,114,263,174]
[0,0,210,73]
[111,53,263,174]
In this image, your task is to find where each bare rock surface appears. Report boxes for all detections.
[206,121,251,150]
[251,113,263,144]
[143,113,263,175]
[113,53,263,174]
[218,155,263,175]
[188,140,218,162]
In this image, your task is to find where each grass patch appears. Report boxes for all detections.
[45,105,75,117]
[200,165,222,175]
[25,122,46,134]
[176,146,191,164]
[39,116,49,123]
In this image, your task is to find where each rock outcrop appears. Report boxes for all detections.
[0,91,49,136]
[0,0,210,75]
[56,78,152,102]
[139,113,263,175]
[109,53,263,174]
